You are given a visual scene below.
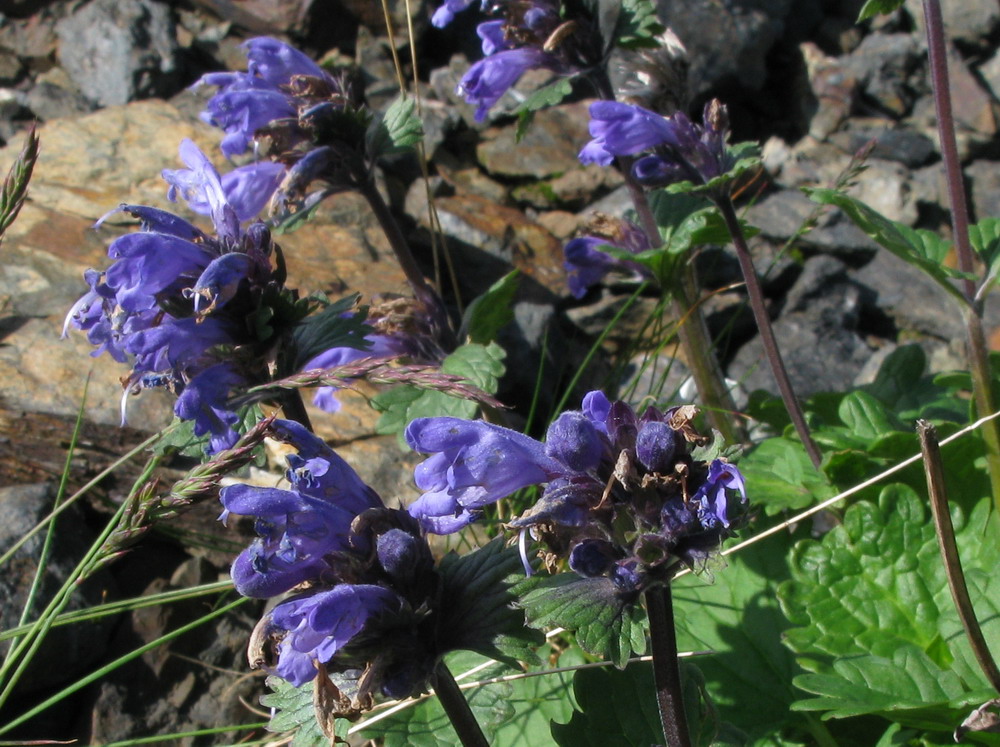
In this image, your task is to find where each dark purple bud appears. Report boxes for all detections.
[545,411,603,472]
[660,498,697,543]
[569,539,617,577]
[611,559,644,601]
[377,528,423,581]
[635,421,677,474]
[632,155,686,187]
[606,400,638,449]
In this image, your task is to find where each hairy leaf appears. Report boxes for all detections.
[739,436,836,515]
[437,538,544,666]
[289,294,371,371]
[615,0,665,50]
[778,484,1000,732]
[520,574,646,668]
[260,675,346,747]
[367,94,424,159]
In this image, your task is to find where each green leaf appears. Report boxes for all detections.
[857,0,905,22]
[805,188,971,308]
[367,94,424,159]
[673,526,816,742]
[493,647,585,745]
[739,437,837,515]
[260,675,342,747]
[970,217,1000,296]
[837,390,903,442]
[615,0,665,49]
[514,78,574,141]
[437,538,544,667]
[550,662,665,746]
[778,485,1000,732]
[664,141,762,197]
[461,271,519,344]
[520,574,647,668]
[153,404,266,460]
[289,294,371,371]
[552,661,747,746]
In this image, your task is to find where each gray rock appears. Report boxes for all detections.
[844,32,925,117]
[800,41,858,141]
[828,121,935,168]
[56,0,179,107]
[654,0,783,98]
[477,101,593,180]
[905,0,1000,48]
[729,256,872,397]
[745,189,879,260]
[966,160,1000,221]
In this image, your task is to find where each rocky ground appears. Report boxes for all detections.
[2,0,1000,742]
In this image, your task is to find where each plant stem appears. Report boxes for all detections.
[280,388,313,431]
[922,0,1000,512]
[716,197,822,468]
[917,420,1000,692]
[358,179,455,346]
[645,585,691,747]
[432,661,490,747]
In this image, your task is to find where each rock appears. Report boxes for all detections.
[966,160,1000,222]
[745,189,879,260]
[827,119,935,168]
[56,0,180,107]
[905,0,1000,48]
[477,101,593,179]
[844,32,924,117]
[729,255,872,397]
[654,0,783,98]
[944,43,996,136]
[849,158,918,225]
[24,67,93,122]
[189,0,309,34]
[762,136,853,189]
[0,483,118,693]
[800,41,858,141]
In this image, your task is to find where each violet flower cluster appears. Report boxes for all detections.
[579,98,736,192]
[64,140,287,452]
[406,391,747,598]
[225,420,441,699]
[433,0,604,121]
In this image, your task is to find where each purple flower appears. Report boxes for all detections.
[431,0,479,27]
[175,363,245,453]
[578,101,675,166]
[690,459,747,529]
[196,37,335,157]
[220,420,384,597]
[459,47,559,121]
[405,418,559,533]
[270,585,400,686]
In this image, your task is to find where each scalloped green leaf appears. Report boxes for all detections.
[664,142,762,197]
[777,484,1000,732]
[260,675,344,747]
[837,390,903,442]
[367,94,424,159]
[805,188,971,308]
[672,525,817,742]
[615,0,665,50]
[739,436,837,515]
[970,217,1000,296]
[437,537,544,667]
[520,574,646,668]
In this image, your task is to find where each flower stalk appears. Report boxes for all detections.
[715,197,822,468]
[645,585,691,747]
[432,661,491,747]
[922,0,1000,513]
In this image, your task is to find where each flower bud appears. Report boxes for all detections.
[545,411,603,472]
[635,421,677,474]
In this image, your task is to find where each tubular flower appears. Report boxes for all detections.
[563,217,652,298]
[408,392,748,593]
[579,98,739,193]
[225,421,443,703]
[64,141,285,452]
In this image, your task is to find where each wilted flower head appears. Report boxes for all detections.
[579,98,737,194]
[407,392,748,595]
